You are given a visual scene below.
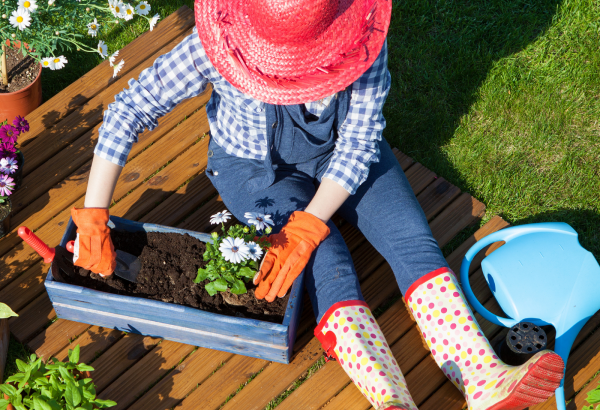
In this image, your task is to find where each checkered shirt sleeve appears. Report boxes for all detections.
[94,31,214,166]
[322,40,391,194]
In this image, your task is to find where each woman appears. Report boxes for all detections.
[72,0,564,409]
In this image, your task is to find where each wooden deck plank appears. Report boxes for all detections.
[91,334,161,392]
[392,148,415,171]
[9,293,55,343]
[418,178,462,222]
[27,320,91,360]
[128,349,233,410]
[53,326,124,364]
[20,25,197,177]
[97,341,196,410]
[404,163,437,196]
[19,6,196,147]
[566,371,600,410]
[0,261,45,312]
[174,355,268,410]
[0,318,8,383]
[319,384,370,410]
[429,193,486,248]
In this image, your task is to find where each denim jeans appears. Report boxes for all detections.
[206,136,448,322]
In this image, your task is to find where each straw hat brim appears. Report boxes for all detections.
[195,0,392,105]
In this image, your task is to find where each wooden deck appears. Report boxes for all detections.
[2,5,600,409]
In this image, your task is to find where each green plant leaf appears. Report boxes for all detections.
[238,267,256,279]
[59,366,73,383]
[205,281,217,296]
[15,359,29,372]
[68,345,80,364]
[93,398,117,408]
[231,279,247,295]
[65,381,81,407]
[213,278,228,292]
[0,384,17,397]
[76,364,94,372]
[587,389,600,404]
[33,396,52,410]
[0,303,18,318]
[194,268,208,283]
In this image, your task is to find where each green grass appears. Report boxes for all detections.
[6,0,600,404]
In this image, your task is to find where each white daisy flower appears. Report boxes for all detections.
[97,40,108,58]
[245,241,263,261]
[244,212,274,231]
[108,49,119,66]
[112,59,124,78]
[219,237,249,264]
[149,13,160,31]
[112,2,125,18]
[18,0,37,13]
[135,1,149,15]
[122,3,134,20]
[9,8,31,31]
[41,57,54,69]
[87,18,99,37]
[47,0,54,4]
[210,210,232,225]
[51,55,67,70]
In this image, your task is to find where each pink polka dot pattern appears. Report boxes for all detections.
[406,269,559,409]
[316,303,418,410]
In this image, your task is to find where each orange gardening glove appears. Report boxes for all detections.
[254,211,330,302]
[70,208,116,277]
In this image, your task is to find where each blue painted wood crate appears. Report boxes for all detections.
[44,216,304,364]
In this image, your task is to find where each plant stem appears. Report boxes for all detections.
[1,44,7,87]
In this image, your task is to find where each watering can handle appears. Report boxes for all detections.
[459,222,577,327]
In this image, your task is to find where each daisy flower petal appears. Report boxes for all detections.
[41,57,54,69]
[210,210,232,225]
[9,8,31,31]
[0,175,15,196]
[244,212,274,231]
[97,40,108,58]
[219,237,249,264]
[122,3,134,20]
[108,49,119,66]
[52,55,67,70]
[135,1,150,15]
[87,18,100,37]
[245,241,263,261]
[18,0,37,13]
[112,59,124,78]
[149,13,160,31]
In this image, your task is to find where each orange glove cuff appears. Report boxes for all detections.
[71,208,111,235]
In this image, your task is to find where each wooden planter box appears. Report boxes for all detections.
[44,216,305,364]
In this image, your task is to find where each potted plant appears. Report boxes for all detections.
[0,303,17,384]
[44,211,306,364]
[0,0,161,122]
[0,345,117,410]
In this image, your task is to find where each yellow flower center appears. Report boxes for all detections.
[126,9,132,14]
[115,6,120,12]
[91,24,96,29]
[43,61,48,66]
[24,1,30,7]
[16,16,23,23]
[140,4,145,8]
[54,58,60,63]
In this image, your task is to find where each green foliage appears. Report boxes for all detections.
[0,0,156,74]
[0,303,18,319]
[586,381,600,405]
[194,223,270,296]
[0,345,116,410]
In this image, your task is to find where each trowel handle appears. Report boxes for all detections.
[18,226,55,264]
[66,241,75,253]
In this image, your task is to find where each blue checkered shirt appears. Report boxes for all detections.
[96,29,391,194]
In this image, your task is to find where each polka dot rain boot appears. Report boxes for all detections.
[314,301,419,410]
[405,267,564,410]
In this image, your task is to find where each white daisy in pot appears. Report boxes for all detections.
[244,212,274,231]
[9,8,31,31]
[51,55,67,70]
[87,18,100,37]
[41,57,54,69]
[245,241,263,261]
[210,210,232,225]
[18,0,38,13]
[219,237,249,264]
[149,13,160,31]
[122,3,134,21]
[97,40,108,58]
[135,1,150,15]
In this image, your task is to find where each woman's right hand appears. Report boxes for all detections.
[70,207,116,276]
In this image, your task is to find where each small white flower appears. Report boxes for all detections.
[18,0,37,12]
[122,3,134,20]
[219,237,249,264]
[97,40,108,58]
[210,210,232,225]
[244,212,274,231]
[9,8,31,31]
[48,0,54,4]
[108,49,119,66]
[246,241,263,261]
[51,55,67,70]
[41,57,54,69]
[112,59,124,78]
[87,18,99,37]
[112,2,125,18]
[149,13,160,31]
[135,1,149,15]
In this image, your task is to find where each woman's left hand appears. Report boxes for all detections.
[254,211,330,302]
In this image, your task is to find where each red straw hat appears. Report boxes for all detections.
[195,0,392,105]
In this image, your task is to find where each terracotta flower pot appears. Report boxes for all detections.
[0,43,42,123]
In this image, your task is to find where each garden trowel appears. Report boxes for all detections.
[65,240,141,283]
[17,226,141,283]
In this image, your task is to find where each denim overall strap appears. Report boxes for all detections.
[246,88,351,194]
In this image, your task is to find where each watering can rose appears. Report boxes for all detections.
[194,210,272,296]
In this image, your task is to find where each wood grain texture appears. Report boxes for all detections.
[404,163,437,196]
[53,326,123,364]
[9,293,55,343]
[0,319,8,383]
[27,319,90,360]
[429,193,486,248]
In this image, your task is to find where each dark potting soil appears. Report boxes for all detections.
[68,231,289,323]
[0,46,39,93]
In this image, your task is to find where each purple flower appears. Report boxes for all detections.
[0,143,16,160]
[0,125,19,145]
[0,174,14,196]
[12,115,29,133]
[0,157,18,174]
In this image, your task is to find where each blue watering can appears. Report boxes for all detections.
[460,222,600,410]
